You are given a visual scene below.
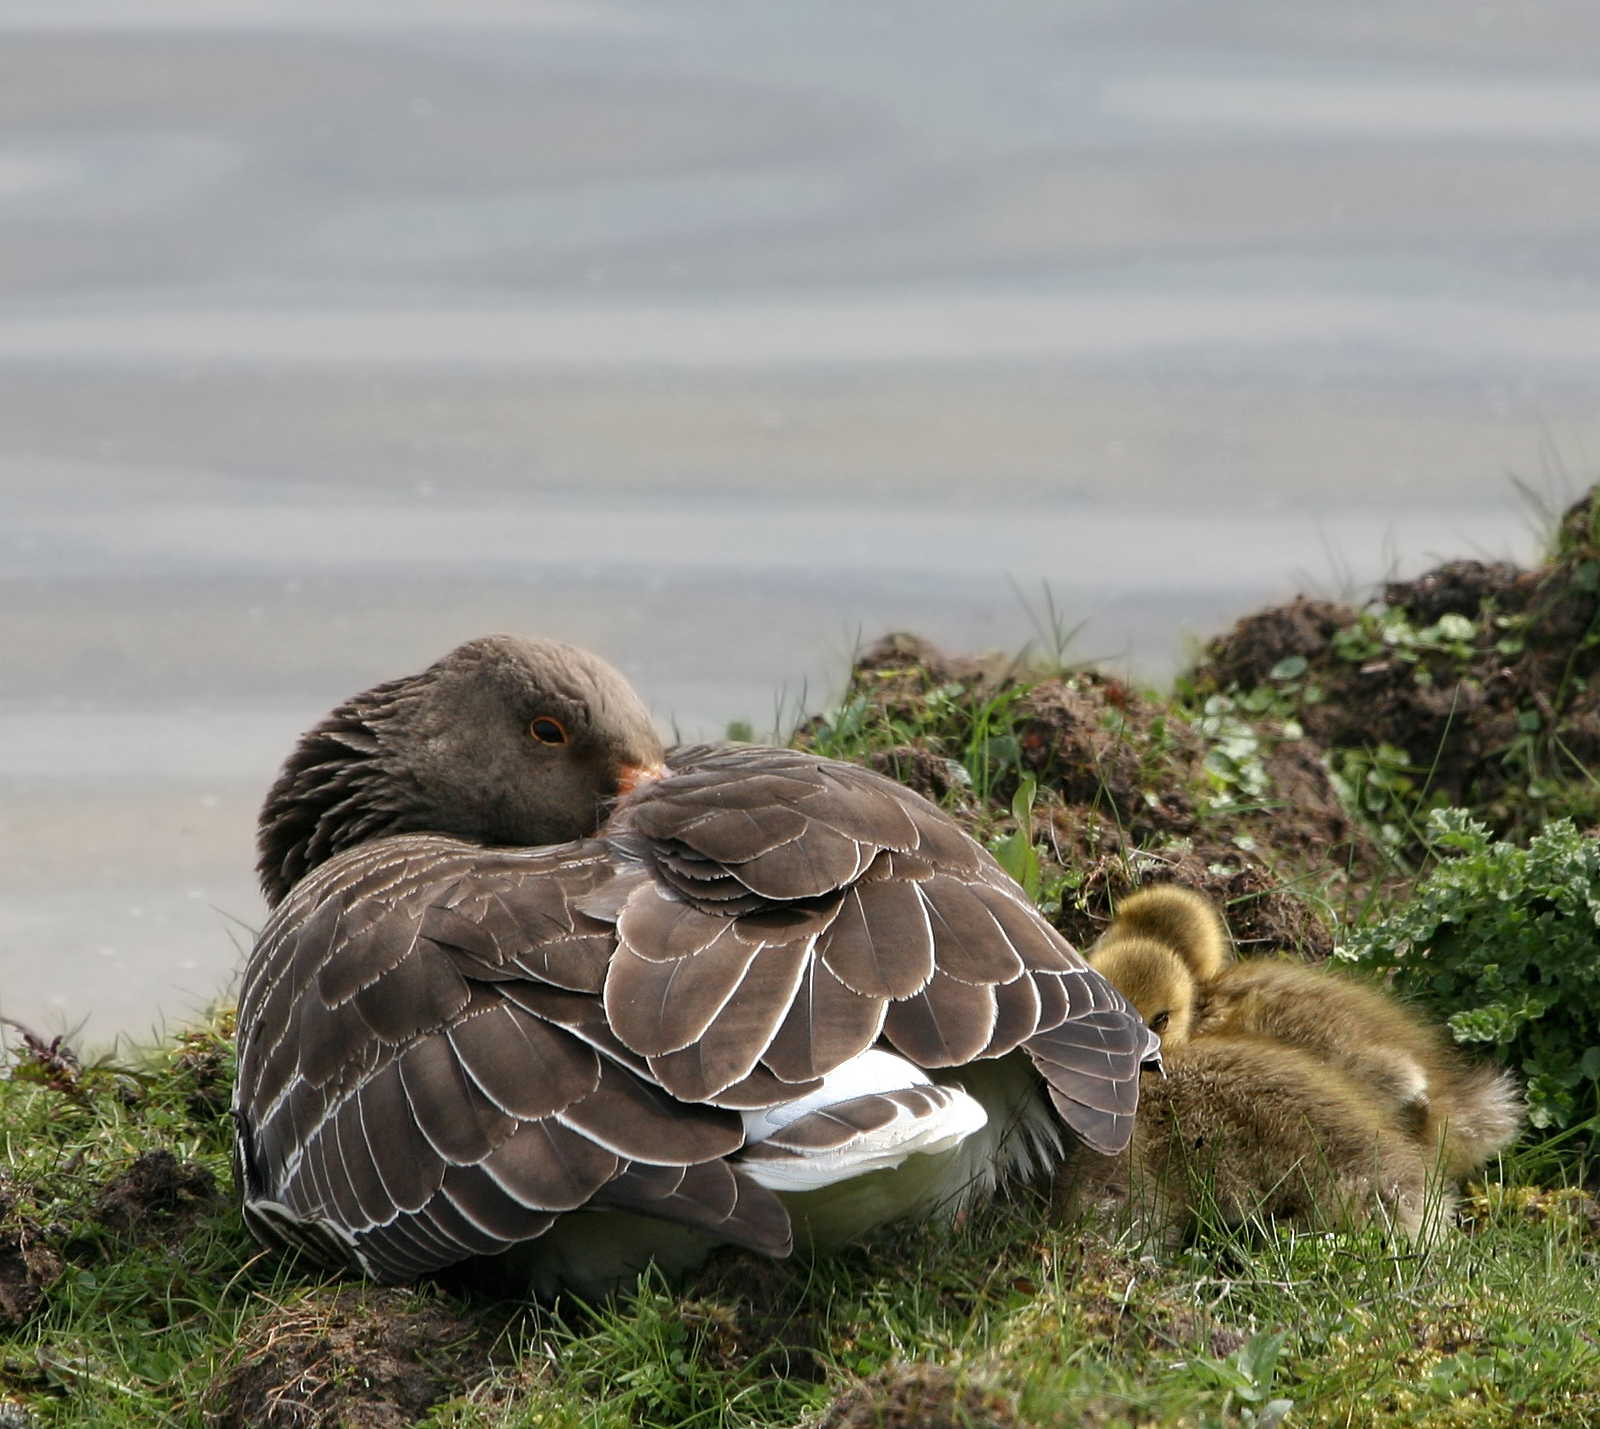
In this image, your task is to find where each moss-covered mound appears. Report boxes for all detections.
[1194,491,1600,849]
[800,630,1362,960]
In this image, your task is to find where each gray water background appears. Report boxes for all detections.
[2,0,1597,1042]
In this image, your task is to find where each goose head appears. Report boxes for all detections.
[257,633,665,905]
[1088,935,1198,1047]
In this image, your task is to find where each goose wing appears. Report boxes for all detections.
[607,746,1157,1153]
[233,833,789,1284]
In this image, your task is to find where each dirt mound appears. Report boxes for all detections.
[1191,597,1357,697]
[867,745,977,810]
[850,631,1018,698]
[1191,492,1600,842]
[1055,850,1331,960]
[0,1179,61,1329]
[815,1363,1019,1429]
[204,1286,492,1429]
[825,635,1344,958]
[94,1151,217,1239]
[1015,678,1191,829]
[1386,559,1529,627]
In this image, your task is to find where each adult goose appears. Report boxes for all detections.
[234,635,1160,1298]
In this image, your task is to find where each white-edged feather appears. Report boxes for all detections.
[737,1047,988,1193]
[740,1048,939,1144]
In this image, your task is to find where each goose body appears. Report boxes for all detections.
[234,636,1159,1297]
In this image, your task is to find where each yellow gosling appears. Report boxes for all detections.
[1091,884,1523,1183]
[1087,936,1197,1046]
[1107,885,1231,983]
[1068,1035,1452,1250]
[1197,959,1523,1181]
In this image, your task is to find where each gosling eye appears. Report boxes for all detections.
[530,717,569,746]
[1150,1010,1171,1033]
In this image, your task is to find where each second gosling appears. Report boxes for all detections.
[1068,1036,1450,1249]
[1197,957,1523,1180]
[1090,885,1523,1180]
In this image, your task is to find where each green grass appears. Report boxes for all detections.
[0,1014,262,1426]
[428,1194,1600,1429]
[0,1015,1596,1428]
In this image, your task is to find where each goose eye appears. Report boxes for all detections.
[530,717,569,746]
[1151,1011,1170,1033]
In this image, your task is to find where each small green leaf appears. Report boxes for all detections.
[990,777,1042,902]
[1254,1401,1294,1429]
[1235,1329,1286,1397]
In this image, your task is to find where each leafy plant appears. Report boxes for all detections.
[1184,656,1319,817]
[989,776,1042,902]
[1330,607,1482,672]
[1185,1329,1293,1429]
[1338,809,1600,1135]
[1192,694,1271,811]
[1325,742,1449,858]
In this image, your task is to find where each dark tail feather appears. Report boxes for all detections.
[1024,1004,1160,1156]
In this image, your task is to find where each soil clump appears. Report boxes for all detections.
[0,1179,60,1329]
[204,1286,494,1429]
[815,1363,1019,1429]
[94,1150,217,1240]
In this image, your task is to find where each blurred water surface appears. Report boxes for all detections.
[1,0,1596,1039]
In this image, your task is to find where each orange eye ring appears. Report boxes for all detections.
[530,717,569,746]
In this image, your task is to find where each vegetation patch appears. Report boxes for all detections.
[1192,492,1600,855]
[813,1362,1018,1429]
[204,1285,496,1429]
[1341,811,1600,1141]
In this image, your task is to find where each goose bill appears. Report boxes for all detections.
[616,762,668,796]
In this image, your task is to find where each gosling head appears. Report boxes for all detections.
[257,634,666,905]
[1107,886,1231,983]
[1088,936,1199,1047]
